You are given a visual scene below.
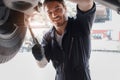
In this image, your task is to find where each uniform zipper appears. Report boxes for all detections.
[69,37,74,59]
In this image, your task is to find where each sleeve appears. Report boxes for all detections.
[35,32,52,68]
[74,2,96,35]
[40,32,52,62]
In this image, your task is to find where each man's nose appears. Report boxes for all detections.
[52,12,57,18]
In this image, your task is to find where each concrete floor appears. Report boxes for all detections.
[0,51,120,80]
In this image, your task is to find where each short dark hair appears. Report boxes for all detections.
[43,0,65,7]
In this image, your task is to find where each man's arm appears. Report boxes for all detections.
[69,0,96,35]
[69,0,94,12]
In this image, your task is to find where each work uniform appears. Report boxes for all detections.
[36,3,96,80]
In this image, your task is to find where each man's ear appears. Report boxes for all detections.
[62,5,67,13]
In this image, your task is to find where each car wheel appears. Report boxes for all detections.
[0,7,27,64]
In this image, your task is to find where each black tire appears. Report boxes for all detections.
[0,8,27,64]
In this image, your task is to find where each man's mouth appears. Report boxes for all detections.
[53,16,61,21]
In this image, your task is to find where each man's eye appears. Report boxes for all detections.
[47,12,52,15]
[55,7,61,12]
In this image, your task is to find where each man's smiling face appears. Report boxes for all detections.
[44,1,67,27]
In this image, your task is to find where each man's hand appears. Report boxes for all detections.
[69,0,94,12]
[32,44,43,61]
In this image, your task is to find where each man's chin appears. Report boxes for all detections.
[55,24,63,27]
[54,22,61,27]
[54,21,67,27]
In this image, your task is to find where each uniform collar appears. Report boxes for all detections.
[50,17,71,39]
